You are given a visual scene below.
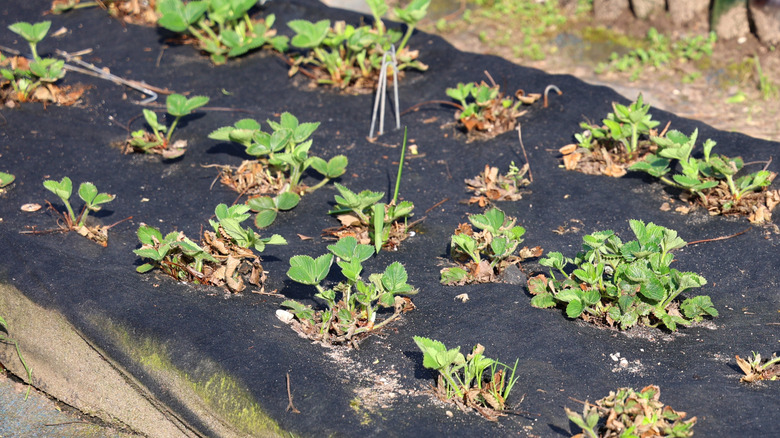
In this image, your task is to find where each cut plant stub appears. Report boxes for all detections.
[735,352,780,383]
[465,162,530,207]
[441,207,541,286]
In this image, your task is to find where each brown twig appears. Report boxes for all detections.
[484,70,497,87]
[425,198,449,214]
[659,120,672,138]
[104,216,133,230]
[275,52,318,80]
[686,227,750,246]
[286,372,300,414]
[515,124,533,183]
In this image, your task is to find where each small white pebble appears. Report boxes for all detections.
[275,309,294,324]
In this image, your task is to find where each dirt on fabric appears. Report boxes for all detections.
[385,0,780,143]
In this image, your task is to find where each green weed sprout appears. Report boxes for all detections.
[0,315,33,400]
[126,93,209,158]
[43,177,115,229]
[441,207,530,285]
[413,336,519,421]
[630,128,775,213]
[0,172,15,188]
[528,220,717,331]
[287,0,429,89]
[135,203,286,292]
[2,21,66,101]
[156,0,288,64]
[596,27,716,81]
[281,236,417,347]
[566,386,697,437]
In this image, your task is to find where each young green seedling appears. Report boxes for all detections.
[441,207,536,285]
[528,220,717,331]
[126,93,209,158]
[565,386,697,437]
[43,177,115,229]
[8,21,51,60]
[286,0,429,90]
[281,236,417,347]
[3,21,67,102]
[156,0,288,64]
[413,336,520,421]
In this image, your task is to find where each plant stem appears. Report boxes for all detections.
[397,25,415,54]
[392,127,408,205]
[166,115,181,143]
[305,177,330,193]
[62,199,77,224]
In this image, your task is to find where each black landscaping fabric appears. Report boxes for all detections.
[1,1,778,436]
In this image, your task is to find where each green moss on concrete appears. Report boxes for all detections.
[96,317,286,437]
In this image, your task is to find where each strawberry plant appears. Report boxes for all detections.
[286,0,429,91]
[326,128,414,253]
[446,80,538,140]
[123,93,209,159]
[629,128,778,223]
[735,352,780,383]
[561,94,661,177]
[413,336,519,421]
[528,220,717,331]
[1,21,71,104]
[566,385,697,438]
[327,183,414,253]
[280,237,417,347]
[209,112,347,201]
[42,177,116,245]
[156,0,287,64]
[441,207,540,285]
[134,203,286,293]
[210,113,347,228]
